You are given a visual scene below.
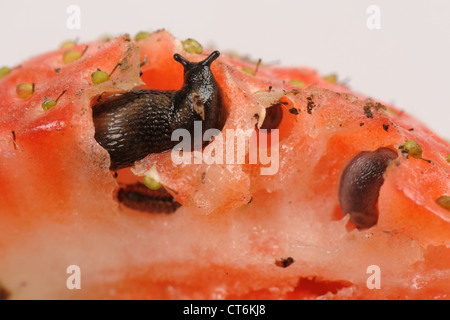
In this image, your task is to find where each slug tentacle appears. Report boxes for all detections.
[92,51,222,171]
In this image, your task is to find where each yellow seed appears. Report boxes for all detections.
[16,83,34,99]
[63,49,81,64]
[436,195,450,211]
[242,67,255,75]
[226,50,242,59]
[99,34,113,42]
[385,108,397,116]
[143,175,161,191]
[91,70,110,84]
[447,153,450,163]
[324,73,337,84]
[403,140,422,159]
[134,31,150,41]
[0,66,11,79]
[182,38,203,54]
[42,97,57,111]
[60,40,76,49]
[289,79,306,88]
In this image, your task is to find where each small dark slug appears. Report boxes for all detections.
[338,147,398,229]
[117,183,181,214]
[92,51,222,171]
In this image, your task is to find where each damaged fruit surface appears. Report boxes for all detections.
[0,30,449,299]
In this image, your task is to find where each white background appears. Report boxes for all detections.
[1,0,449,138]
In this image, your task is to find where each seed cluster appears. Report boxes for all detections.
[2,34,448,222]
[3,40,122,110]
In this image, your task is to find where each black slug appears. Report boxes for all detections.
[92,51,222,171]
[338,147,398,229]
[117,183,181,214]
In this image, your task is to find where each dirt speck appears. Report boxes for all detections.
[306,97,316,114]
[363,105,373,118]
[201,172,206,184]
[364,101,386,119]
[289,108,299,115]
[121,33,131,42]
[275,257,295,268]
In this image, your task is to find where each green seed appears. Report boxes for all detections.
[182,38,203,54]
[143,175,161,191]
[16,83,34,99]
[42,97,57,111]
[403,140,423,159]
[41,90,66,111]
[289,79,306,88]
[91,70,110,84]
[60,40,76,49]
[134,31,150,41]
[63,49,81,64]
[436,195,450,211]
[242,67,255,75]
[0,66,11,79]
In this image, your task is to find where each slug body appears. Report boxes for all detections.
[338,147,398,229]
[92,51,222,171]
[117,183,181,214]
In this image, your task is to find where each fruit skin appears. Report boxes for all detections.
[0,30,449,300]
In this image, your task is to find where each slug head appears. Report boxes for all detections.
[172,51,222,134]
[174,51,220,86]
[174,50,220,70]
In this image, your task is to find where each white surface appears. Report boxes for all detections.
[1,0,449,138]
